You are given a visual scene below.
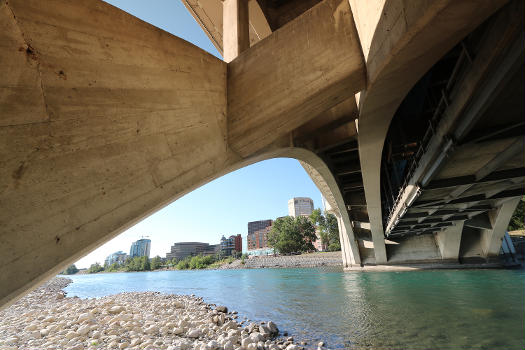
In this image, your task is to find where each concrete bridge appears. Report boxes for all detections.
[1,0,523,307]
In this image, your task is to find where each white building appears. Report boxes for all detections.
[288,197,314,217]
[105,251,128,265]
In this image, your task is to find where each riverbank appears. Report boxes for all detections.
[0,277,315,350]
[215,252,342,270]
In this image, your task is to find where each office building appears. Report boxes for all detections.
[129,238,151,258]
[248,219,272,236]
[220,234,242,256]
[247,226,271,251]
[247,220,272,251]
[105,251,128,265]
[166,242,219,260]
[288,197,314,217]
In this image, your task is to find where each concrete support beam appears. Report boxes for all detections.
[0,0,229,308]
[299,158,361,266]
[222,0,250,62]
[481,198,520,258]
[336,213,360,267]
[350,0,507,265]
[336,214,349,267]
[228,0,366,157]
[435,222,464,261]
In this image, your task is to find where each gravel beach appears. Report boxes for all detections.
[0,277,320,350]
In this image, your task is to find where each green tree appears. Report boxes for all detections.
[268,216,317,254]
[88,262,104,273]
[325,213,341,251]
[105,262,121,272]
[174,254,217,270]
[61,264,79,275]
[310,209,341,251]
[150,256,162,270]
[310,209,329,250]
[508,199,525,231]
[125,256,150,271]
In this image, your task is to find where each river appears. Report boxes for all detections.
[65,268,525,349]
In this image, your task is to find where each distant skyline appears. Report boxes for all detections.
[75,159,322,268]
[74,1,323,268]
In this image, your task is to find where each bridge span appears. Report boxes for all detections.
[0,0,523,308]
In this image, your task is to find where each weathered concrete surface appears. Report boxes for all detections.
[0,0,359,305]
[351,0,508,263]
[0,0,230,308]
[386,235,441,264]
[227,0,366,157]
[435,222,464,261]
[222,0,250,62]
[300,160,361,266]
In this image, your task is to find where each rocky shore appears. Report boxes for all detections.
[217,252,342,270]
[0,278,322,350]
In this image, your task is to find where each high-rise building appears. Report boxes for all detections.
[105,251,128,265]
[129,238,151,258]
[166,242,219,260]
[247,220,272,252]
[220,234,242,256]
[248,219,272,236]
[247,226,272,251]
[288,197,314,217]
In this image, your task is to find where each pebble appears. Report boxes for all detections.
[0,277,320,350]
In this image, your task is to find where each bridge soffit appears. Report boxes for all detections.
[348,0,509,238]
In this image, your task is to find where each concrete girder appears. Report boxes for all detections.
[181,0,272,54]
[293,98,358,146]
[223,0,250,62]
[227,0,366,157]
[350,0,508,263]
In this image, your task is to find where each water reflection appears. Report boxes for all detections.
[66,268,525,349]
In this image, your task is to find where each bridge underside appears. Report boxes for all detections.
[0,0,522,308]
[382,1,524,263]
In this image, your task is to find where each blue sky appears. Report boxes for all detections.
[75,1,323,268]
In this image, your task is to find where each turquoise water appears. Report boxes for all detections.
[66,268,525,349]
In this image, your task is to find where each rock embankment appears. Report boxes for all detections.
[0,278,318,350]
[217,252,342,270]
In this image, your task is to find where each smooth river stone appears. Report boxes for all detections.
[187,328,201,338]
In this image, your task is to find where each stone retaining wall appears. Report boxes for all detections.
[218,252,343,269]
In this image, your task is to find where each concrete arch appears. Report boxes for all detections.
[0,0,364,309]
[0,139,359,309]
[350,0,508,263]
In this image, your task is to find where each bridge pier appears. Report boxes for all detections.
[481,198,521,259]
[435,222,464,262]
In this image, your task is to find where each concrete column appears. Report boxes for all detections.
[481,198,520,258]
[222,0,250,62]
[336,214,349,267]
[435,221,464,261]
[336,212,361,266]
